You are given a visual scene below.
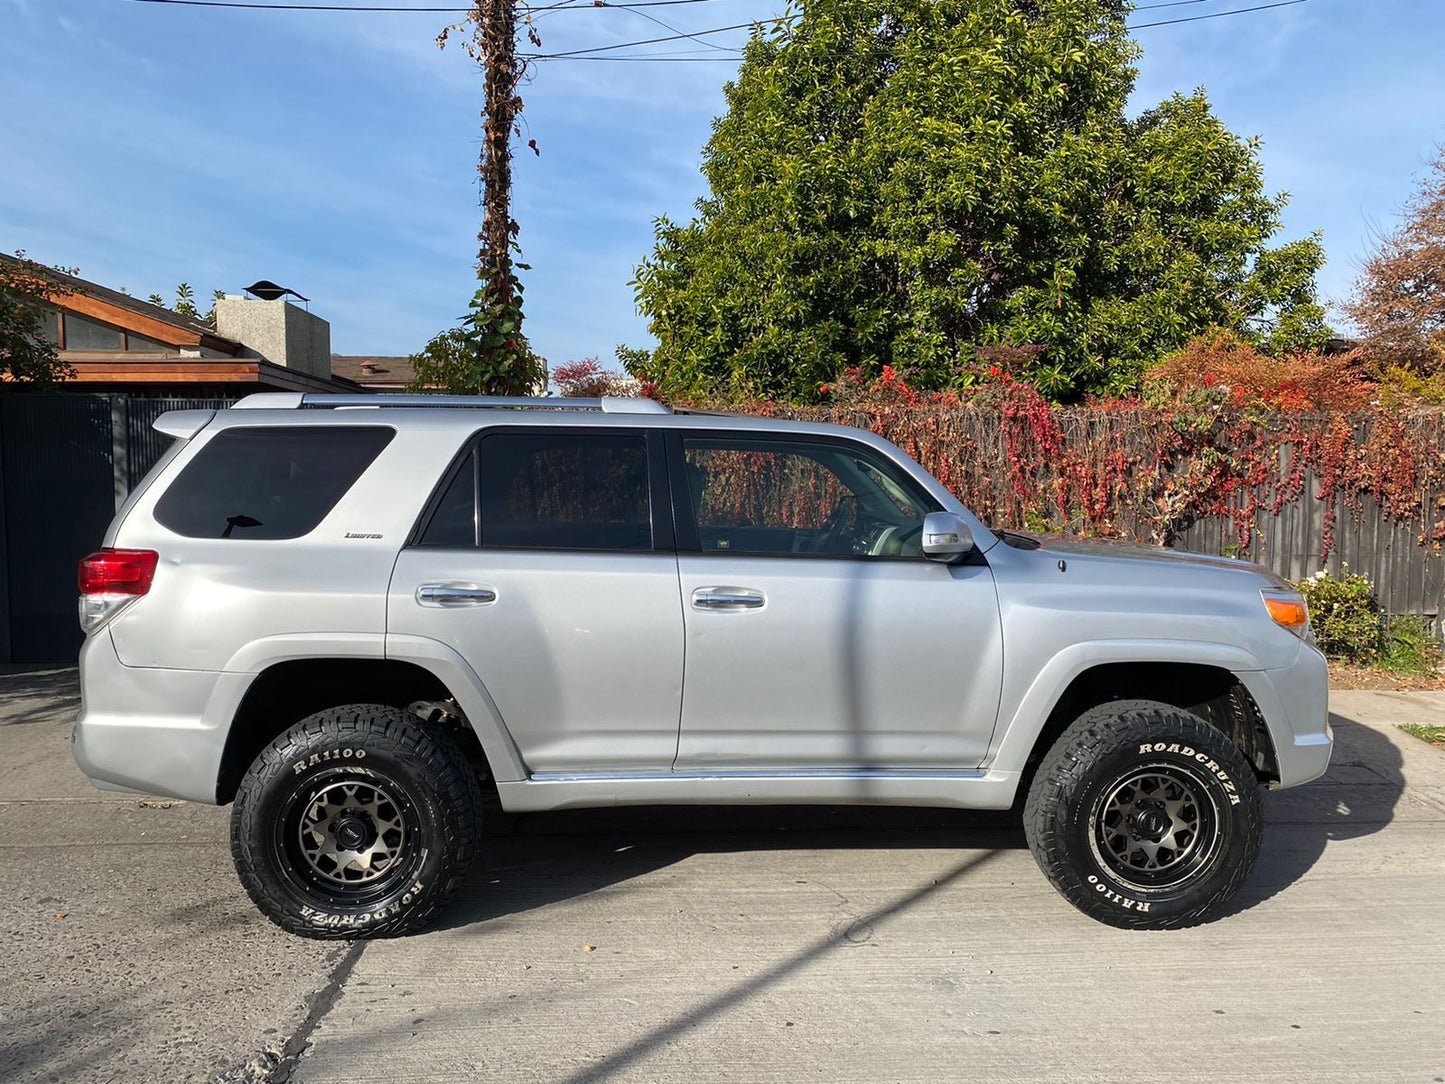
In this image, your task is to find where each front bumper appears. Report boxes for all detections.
[72,631,230,803]
[1239,641,1333,789]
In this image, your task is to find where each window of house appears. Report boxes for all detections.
[155,426,395,540]
[125,332,172,352]
[54,311,175,352]
[36,309,59,345]
[63,312,124,351]
[475,432,651,551]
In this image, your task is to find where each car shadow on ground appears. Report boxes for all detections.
[1225,711,1405,915]
[436,712,1406,933]
[0,665,80,727]
[432,805,1027,933]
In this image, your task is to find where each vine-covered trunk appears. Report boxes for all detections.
[478,0,519,322]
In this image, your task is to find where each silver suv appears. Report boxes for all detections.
[74,393,1331,937]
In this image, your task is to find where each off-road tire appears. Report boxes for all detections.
[231,704,481,939]
[1023,699,1263,930]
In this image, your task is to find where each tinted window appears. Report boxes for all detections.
[682,437,936,558]
[155,426,394,540]
[420,450,478,547]
[64,312,124,351]
[478,432,651,551]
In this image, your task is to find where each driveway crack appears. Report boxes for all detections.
[267,941,366,1082]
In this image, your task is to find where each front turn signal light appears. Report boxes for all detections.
[1262,590,1310,638]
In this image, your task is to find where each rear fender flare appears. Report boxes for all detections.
[210,633,528,783]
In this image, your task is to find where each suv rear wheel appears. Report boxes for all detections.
[1023,699,1263,929]
[231,704,481,939]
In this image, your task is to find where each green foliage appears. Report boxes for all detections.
[409,272,544,395]
[1379,614,1441,676]
[616,343,654,382]
[1296,568,1382,664]
[1377,363,1445,406]
[0,252,73,386]
[149,283,223,327]
[1400,723,1445,749]
[633,0,1326,403]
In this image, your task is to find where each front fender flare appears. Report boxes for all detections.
[985,638,1277,776]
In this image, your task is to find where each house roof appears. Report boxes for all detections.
[1,252,242,354]
[331,355,417,386]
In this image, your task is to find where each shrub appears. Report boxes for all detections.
[551,357,637,398]
[1380,614,1442,675]
[1296,568,1382,663]
[1147,330,1374,413]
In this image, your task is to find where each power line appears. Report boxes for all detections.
[524,18,764,58]
[526,0,1311,61]
[127,0,1317,63]
[128,1,468,8]
[126,0,738,11]
[1130,0,1309,29]
[1131,0,1223,9]
[126,0,1312,20]
[604,1,737,51]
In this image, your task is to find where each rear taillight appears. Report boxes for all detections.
[79,549,158,595]
[78,549,158,633]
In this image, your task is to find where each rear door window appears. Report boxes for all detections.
[154,426,394,540]
[475,431,652,551]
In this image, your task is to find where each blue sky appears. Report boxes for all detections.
[2,0,1442,367]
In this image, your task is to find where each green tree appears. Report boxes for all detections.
[408,285,545,394]
[0,252,74,386]
[630,0,1327,401]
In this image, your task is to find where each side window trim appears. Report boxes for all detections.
[406,441,478,548]
[664,429,700,553]
[668,430,943,561]
[409,425,674,554]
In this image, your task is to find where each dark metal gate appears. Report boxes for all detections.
[0,395,231,663]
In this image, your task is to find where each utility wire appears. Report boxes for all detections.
[126,0,740,11]
[128,0,1316,61]
[524,18,766,57]
[609,2,738,51]
[1130,0,1309,29]
[127,0,1297,12]
[530,0,1313,59]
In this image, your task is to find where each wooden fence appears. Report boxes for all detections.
[776,403,1445,621]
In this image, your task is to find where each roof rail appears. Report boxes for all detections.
[286,393,671,415]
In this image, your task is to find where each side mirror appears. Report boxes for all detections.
[921,512,974,562]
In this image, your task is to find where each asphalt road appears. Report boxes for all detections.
[2,667,1443,1083]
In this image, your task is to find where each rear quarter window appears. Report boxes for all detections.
[153,426,394,540]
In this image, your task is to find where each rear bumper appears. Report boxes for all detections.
[72,632,229,803]
[1239,641,1333,789]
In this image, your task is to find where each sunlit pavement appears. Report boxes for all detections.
[3,670,1442,1083]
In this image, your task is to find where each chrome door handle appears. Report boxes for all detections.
[692,587,766,610]
[416,583,497,607]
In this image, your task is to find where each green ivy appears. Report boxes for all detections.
[409,263,544,396]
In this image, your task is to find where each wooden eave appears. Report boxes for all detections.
[49,291,241,356]
[57,358,354,393]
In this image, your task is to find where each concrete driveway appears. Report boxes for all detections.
[2,668,1442,1083]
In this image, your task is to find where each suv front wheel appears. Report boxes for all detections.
[1023,699,1264,929]
[231,704,482,939]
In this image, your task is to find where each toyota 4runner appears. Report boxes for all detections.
[73,393,1331,937]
